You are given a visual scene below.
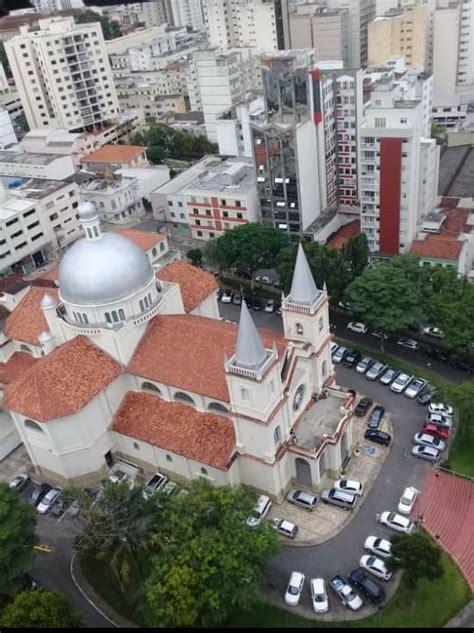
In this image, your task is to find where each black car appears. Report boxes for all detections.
[364,429,391,446]
[342,350,362,368]
[421,347,449,363]
[250,298,262,311]
[29,483,52,507]
[216,288,223,301]
[449,357,474,373]
[236,268,252,279]
[354,398,373,417]
[417,384,436,405]
[22,574,41,591]
[367,405,385,429]
[348,568,385,604]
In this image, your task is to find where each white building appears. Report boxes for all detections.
[215,93,266,158]
[0,151,75,181]
[0,111,17,150]
[0,206,355,500]
[116,166,171,202]
[5,17,120,132]
[169,0,205,32]
[79,175,145,225]
[326,0,376,67]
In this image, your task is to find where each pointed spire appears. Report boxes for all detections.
[289,243,319,304]
[235,300,267,370]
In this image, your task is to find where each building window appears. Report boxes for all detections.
[274,425,282,446]
[241,387,250,401]
[200,467,208,476]
[166,454,172,462]
[105,312,111,323]
[24,419,44,433]
[296,323,304,335]
[133,442,140,450]
[82,313,89,324]
[118,309,125,320]
[174,392,195,405]
[319,316,324,332]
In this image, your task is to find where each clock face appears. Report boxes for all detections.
[293,384,306,411]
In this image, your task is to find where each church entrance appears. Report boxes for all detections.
[295,457,312,487]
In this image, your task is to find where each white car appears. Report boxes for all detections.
[347,322,368,334]
[284,571,305,606]
[390,373,414,394]
[265,299,275,313]
[422,326,444,339]
[356,357,373,374]
[331,342,339,355]
[36,486,62,514]
[272,518,298,539]
[310,578,329,613]
[397,486,419,515]
[364,536,392,559]
[412,444,440,462]
[221,289,233,304]
[428,402,454,417]
[404,378,427,399]
[332,346,348,364]
[414,433,446,452]
[396,338,419,351]
[334,479,363,496]
[109,469,130,484]
[379,511,415,534]
[366,361,387,381]
[360,555,392,581]
[427,412,453,429]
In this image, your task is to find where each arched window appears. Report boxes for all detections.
[24,419,44,433]
[274,425,282,447]
[208,402,229,414]
[166,454,172,462]
[141,381,162,395]
[118,309,125,321]
[322,360,328,378]
[173,391,195,405]
[160,242,165,252]
[105,312,111,324]
[241,387,250,401]
[319,316,324,332]
[111,311,118,323]
[148,293,152,306]
[133,442,140,450]
[78,313,84,324]
[82,314,89,324]
[20,344,31,352]
[93,226,99,237]
[296,323,304,335]
[152,247,157,257]
[86,228,93,238]
[200,467,208,476]
[139,299,144,311]
[143,295,149,309]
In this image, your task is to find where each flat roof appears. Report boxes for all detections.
[439,146,474,198]
[0,151,64,166]
[154,156,219,195]
[8,178,69,200]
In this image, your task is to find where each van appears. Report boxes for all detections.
[246,494,272,527]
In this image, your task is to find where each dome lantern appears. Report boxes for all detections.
[78,201,102,242]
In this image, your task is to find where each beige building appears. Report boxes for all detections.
[368,5,431,69]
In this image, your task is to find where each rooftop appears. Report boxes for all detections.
[294,392,349,452]
[112,391,235,470]
[81,145,146,164]
[0,150,65,165]
[7,178,71,201]
[154,155,218,195]
[438,146,474,198]
[185,159,255,194]
[326,220,360,251]
[157,261,217,313]
[5,286,59,346]
[409,207,471,261]
[115,228,166,252]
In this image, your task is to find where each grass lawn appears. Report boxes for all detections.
[229,547,471,628]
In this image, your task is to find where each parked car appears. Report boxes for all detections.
[256,274,273,285]
[272,518,298,539]
[8,474,30,491]
[320,488,357,511]
[367,405,385,430]
[286,489,318,511]
[215,288,223,302]
[379,511,415,534]
[161,481,178,497]
[421,422,450,441]
[331,342,339,355]
[366,361,387,381]
[396,338,419,351]
[343,350,362,368]
[359,555,392,581]
[354,397,373,417]
[428,402,454,417]
[108,469,131,485]
[347,322,368,334]
[332,346,348,364]
[379,367,399,386]
[397,486,419,515]
[37,486,62,514]
[449,356,474,373]
[29,483,52,507]
[356,357,374,374]
[338,301,351,311]
[348,568,385,604]
[404,378,427,399]
[417,385,436,405]
[221,289,234,304]
[264,299,276,313]
[329,575,363,611]
[284,571,305,606]
[390,373,414,394]
[250,297,262,311]
[414,432,446,452]
[246,494,272,528]
[412,444,440,462]
[426,412,453,429]
[51,498,68,517]
[236,268,251,279]
[22,574,41,591]
[364,536,392,559]
[334,479,363,496]
[310,578,329,613]
[371,331,389,341]
[364,429,391,446]
[69,499,81,517]
[233,293,242,305]
[422,326,445,339]
[422,347,449,363]
[275,302,282,316]
[143,472,169,499]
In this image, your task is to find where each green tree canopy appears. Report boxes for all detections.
[0,483,36,596]
[75,11,122,40]
[130,123,217,163]
[0,41,11,77]
[187,248,203,266]
[343,233,370,278]
[145,480,280,627]
[0,590,83,628]
[387,532,444,588]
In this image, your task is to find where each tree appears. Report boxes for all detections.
[15,113,29,136]
[130,123,217,162]
[0,590,83,628]
[0,483,36,596]
[277,241,353,304]
[204,223,288,288]
[431,122,447,145]
[387,532,443,588]
[343,233,370,278]
[187,248,203,266]
[75,11,122,40]
[145,480,280,627]
[145,145,164,165]
[0,41,11,77]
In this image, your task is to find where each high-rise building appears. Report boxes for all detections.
[169,0,205,32]
[326,0,376,67]
[203,0,289,51]
[5,17,120,132]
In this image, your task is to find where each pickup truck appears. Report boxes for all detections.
[329,575,364,611]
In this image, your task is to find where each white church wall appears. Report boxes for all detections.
[191,291,219,319]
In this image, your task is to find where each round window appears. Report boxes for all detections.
[293,384,306,411]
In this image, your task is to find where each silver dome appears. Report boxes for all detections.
[58,232,154,305]
[78,201,98,220]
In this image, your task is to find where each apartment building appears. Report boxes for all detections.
[0,151,75,181]
[115,79,187,122]
[0,177,81,274]
[169,0,205,32]
[215,93,266,158]
[79,175,145,225]
[0,111,17,149]
[5,17,120,132]
[326,0,376,67]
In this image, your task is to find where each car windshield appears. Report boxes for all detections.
[288,585,299,595]
[314,594,325,602]
[412,380,423,388]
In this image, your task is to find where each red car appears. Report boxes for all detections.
[421,423,449,441]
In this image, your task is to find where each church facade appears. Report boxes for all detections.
[0,203,355,499]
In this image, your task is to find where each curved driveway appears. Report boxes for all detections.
[267,366,433,611]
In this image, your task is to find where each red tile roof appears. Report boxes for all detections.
[129,314,286,402]
[326,220,361,251]
[32,265,59,283]
[0,352,39,385]
[409,238,464,261]
[157,261,217,312]
[112,391,235,470]
[116,228,165,252]
[4,337,122,422]
[81,145,146,164]
[5,287,59,346]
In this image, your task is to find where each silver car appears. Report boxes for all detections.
[379,367,399,385]
[320,488,357,511]
[366,361,387,381]
[414,433,446,452]
[412,444,440,462]
[356,357,374,374]
[286,489,318,511]
[332,346,348,364]
[404,378,427,399]
[390,373,414,394]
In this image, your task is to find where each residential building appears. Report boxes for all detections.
[215,93,266,158]
[80,145,149,173]
[368,5,432,69]
[79,175,145,225]
[0,111,17,150]
[0,10,82,43]
[288,4,351,67]
[104,25,168,56]
[326,0,377,67]
[116,166,170,201]
[5,17,120,132]
[0,151,75,181]
[116,81,187,122]
[169,0,205,32]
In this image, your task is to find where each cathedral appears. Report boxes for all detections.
[0,203,355,499]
